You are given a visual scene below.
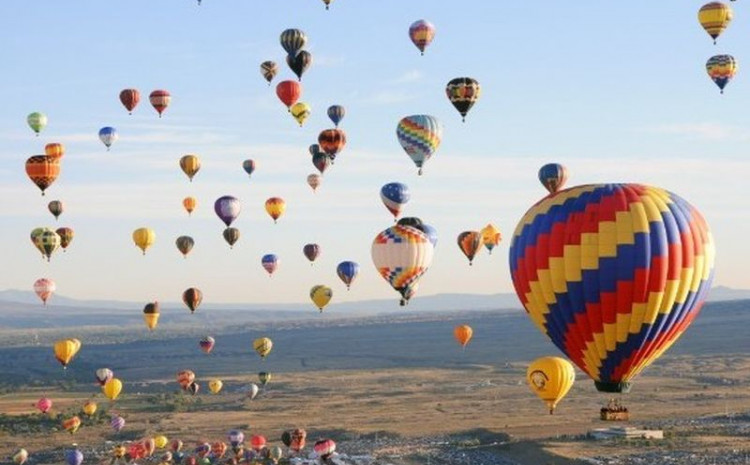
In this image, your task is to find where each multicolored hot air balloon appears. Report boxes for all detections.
[35,228,61,261]
[223,227,240,249]
[262,254,279,276]
[25,155,60,195]
[409,20,435,55]
[260,61,278,85]
[243,159,256,178]
[143,302,160,331]
[96,368,113,386]
[336,261,360,290]
[199,336,215,354]
[214,195,241,227]
[538,163,569,194]
[120,89,140,114]
[253,337,273,359]
[527,356,575,414]
[706,54,737,93]
[228,430,245,450]
[318,129,346,161]
[132,227,155,255]
[286,50,313,81]
[276,80,301,110]
[183,196,197,216]
[454,325,473,348]
[303,243,320,264]
[280,29,307,55]
[396,115,442,175]
[176,236,195,258]
[103,378,123,400]
[310,285,332,312]
[265,197,286,223]
[183,287,203,314]
[48,200,64,220]
[54,338,81,369]
[698,2,733,44]
[56,227,74,251]
[314,439,336,460]
[99,127,118,151]
[45,142,65,159]
[290,428,306,453]
[380,182,410,219]
[291,102,311,127]
[327,105,345,127]
[446,77,481,122]
[457,231,482,265]
[180,155,201,182]
[63,416,81,434]
[27,112,47,136]
[149,90,171,117]
[509,183,715,393]
[36,397,52,414]
[34,278,55,305]
[480,224,502,254]
[177,370,195,389]
[307,173,322,192]
[187,381,200,395]
[372,224,434,305]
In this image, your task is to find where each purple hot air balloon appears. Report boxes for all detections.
[214,195,241,227]
[303,243,320,264]
[65,448,83,465]
[110,415,125,433]
[228,430,245,449]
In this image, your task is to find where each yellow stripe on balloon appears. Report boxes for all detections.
[580,232,599,270]
[615,211,635,244]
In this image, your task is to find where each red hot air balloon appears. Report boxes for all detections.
[36,397,52,414]
[313,439,336,460]
[318,129,346,162]
[276,80,301,111]
[149,90,171,117]
[120,89,140,114]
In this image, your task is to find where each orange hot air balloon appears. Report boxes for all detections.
[265,197,286,223]
[25,155,60,195]
[183,196,197,216]
[318,129,346,161]
[44,143,65,160]
[457,231,482,266]
[149,90,171,117]
[56,227,74,251]
[142,438,156,457]
[454,325,473,348]
[120,88,140,114]
[276,80,301,111]
[177,370,195,389]
[62,416,81,434]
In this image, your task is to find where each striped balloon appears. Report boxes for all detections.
[280,29,307,55]
[380,182,410,219]
[698,2,733,44]
[25,155,60,195]
[396,115,442,175]
[409,20,436,55]
[445,77,481,122]
[706,54,737,93]
[509,184,715,393]
[371,224,434,306]
[149,90,171,117]
[260,60,278,85]
[538,163,569,194]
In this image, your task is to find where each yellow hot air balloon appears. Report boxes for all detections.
[253,337,273,359]
[698,2,733,44]
[209,379,223,394]
[526,357,575,414]
[309,285,332,312]
[54,338,81,369]
[143,302,160,331]
[179,154,201,182]
[265,197,286,223]
[154,435,169,449]
[480,224,502,255]
[82,400,97,416]
[103,378,123,401]
[290,102,311,127]
[133,227,155,255]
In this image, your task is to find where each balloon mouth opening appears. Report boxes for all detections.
[594,381,632,394]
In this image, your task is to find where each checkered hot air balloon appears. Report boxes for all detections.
[396,115,442,175]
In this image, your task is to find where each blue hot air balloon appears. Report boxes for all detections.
[98,127,118,151]
[65,448,83,465]
[336,261,360,290]
[538,163,568,194]
[380,182,410,220]
[327,105,345,128]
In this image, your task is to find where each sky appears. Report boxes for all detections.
[0,1,748,306]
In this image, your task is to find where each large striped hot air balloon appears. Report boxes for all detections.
[371,224,434,306]
[25,155,60,195]
[396,115,442,175]
[509,184,715,393]
[280,29,307,55]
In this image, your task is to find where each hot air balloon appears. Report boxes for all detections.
[243,159,256,178]
[48,200,64,220]
[327,105,345,127]
[223,227,240,249]
[313,439,335,460]
[246,384,259,400]
[56,227,74,251]
[265,197,286,223]
[281,432,292,448]
[45,142,65,159]
[82,400,97,416]
[307,173,322,192]
[409,20,435,55]
[321,0,333,10]
[318,129,346,161]
[25,155,60,195]
[103,378,123,400]
[372,224,434,305]
[214,195,241,227]
[62,416,81,434]
[250,436,266,453]
[480,224,502,255]
[287,50,313,81]
[36,397,52,414]
[54,338,81,369]
[698,2,733,44]
[260,61,278,85]
[276,80,301,111]
[228,430,245,450]
[142,438,156,458]
[269,446,283,464]
[12,449,28,465]
[177,370,195,389]
[312,153,332,175]
[111,415,125,433]
[262,254,279,276]
[65,447,83,465]
[254,337,273,359]
[183,287,203,314]
[93,368,113,387]
[183,196,197,216]
[457,231,482,266]
[133,227,155,255]
[27,112,47,136]
[113,445,127,459]
[149,90,171,117]
[187,382,200,395]
[454,325,473,348]
[538,163,569,194]
[280,28,307,55]
[176,236,195,258]
[180,155,201,182]
[32,228,60,261]
[129,442,147,461]
[209,379,223,394]
[446,77,481,122]
[396,115,442,175]
[310,285,332,312]
[509,183,715,393]
[199,336,215,354]
[211,442,227,459]
[527,357,576,414]
[290,102,311,126]
[706,54,737,93]
[303,243,320,264]
[143,302,160,331]
[290,429,306,453]
[120,89,140,114]
[99,127,118,151]
[170,440,183,454]
[422,223,438,248]
[258,371,272,386]
[380,182,410,219]
[154,435,169,449]
[34,278,55,305]
[336,261,360,290]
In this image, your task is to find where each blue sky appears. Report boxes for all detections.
[0,1,747,305]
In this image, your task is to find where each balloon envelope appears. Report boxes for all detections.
[527,356,575,414]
